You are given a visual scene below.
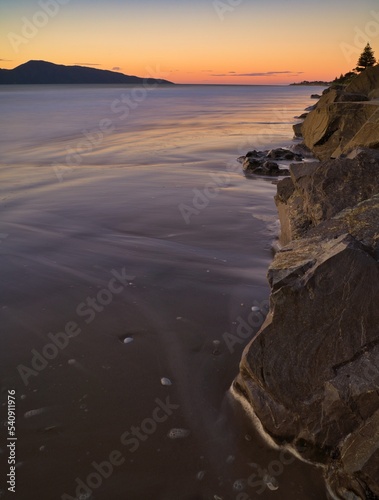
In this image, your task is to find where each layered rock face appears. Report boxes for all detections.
[275,149,379,245]
[298,66,379,160]
[235,160,379,497]
[234,69,379,499]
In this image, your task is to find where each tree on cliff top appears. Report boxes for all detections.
[356,43,376,72]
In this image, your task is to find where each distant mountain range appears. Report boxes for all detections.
[0,60,174,85]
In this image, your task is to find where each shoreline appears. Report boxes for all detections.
[1,84,332,500]
[232,66,379,499]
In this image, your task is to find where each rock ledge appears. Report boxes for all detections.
[233,68,379,499]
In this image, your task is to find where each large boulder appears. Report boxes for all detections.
[300,101,378,160]
[298,67,379,160]
[235,194,379,498]
[234,145,379,498]
[275,149,379,244]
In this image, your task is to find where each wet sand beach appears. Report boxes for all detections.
[0,85,327,499]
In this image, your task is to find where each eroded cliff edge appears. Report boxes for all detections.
[232,68,379,499]
[300,65,379,161]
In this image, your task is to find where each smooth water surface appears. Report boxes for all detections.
[0,85,327,500]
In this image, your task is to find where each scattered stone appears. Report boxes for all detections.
[24,408,47,419]
[267,148,302,161]
[233,479,246,492]
[160,377,172,386]
[246,150,267,158]
[168,428,191,439]
[196,471,205,481]
[243,158,261,170]
[212,340,221,355]
[241,148,302,176]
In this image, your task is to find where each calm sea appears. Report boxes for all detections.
[0,85,327,500]
[1,84,316,167]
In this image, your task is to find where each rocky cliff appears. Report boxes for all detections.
[233,68,379,499]
[297,66,379,161]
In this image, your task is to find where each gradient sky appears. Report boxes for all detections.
[1,0,378,84]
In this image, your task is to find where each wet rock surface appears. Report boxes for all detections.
[234,82,379,498]
[238,148,303,176]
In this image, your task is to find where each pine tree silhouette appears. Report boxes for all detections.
[356,43,376,73]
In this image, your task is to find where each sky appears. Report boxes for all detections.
[0,0,378,84]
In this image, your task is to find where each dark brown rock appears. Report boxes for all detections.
[267,148,302,161]
[240,148,302,177]
[346,65,379,97]
[275,150,379,244]
[293,122,303,138]
[234,142,379,497]
[337,92,369,102]
[235,198,379,496]
[245,149,267,159]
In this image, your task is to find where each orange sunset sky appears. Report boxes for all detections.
[1,0,378,84]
